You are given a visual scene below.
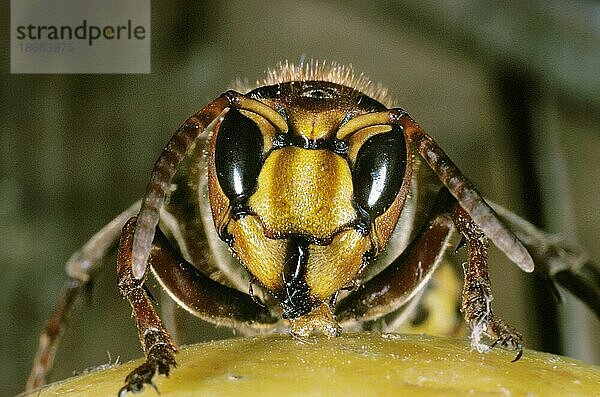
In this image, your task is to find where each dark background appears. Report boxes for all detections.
[2,1,599,395]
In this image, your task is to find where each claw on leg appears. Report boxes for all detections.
[489,318,524,362]
[119,363,159,397]
[118,343,176,396]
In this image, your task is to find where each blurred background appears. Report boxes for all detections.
[2,1,599,395]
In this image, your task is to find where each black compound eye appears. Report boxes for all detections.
[352,126,407,220]
[215,108,264,205]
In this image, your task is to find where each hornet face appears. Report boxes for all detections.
[208,81,411,320]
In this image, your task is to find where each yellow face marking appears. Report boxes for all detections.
[230,216,287,292]
[248,147,356,241]
[305,229,370,300]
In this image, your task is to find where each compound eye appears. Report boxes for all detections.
[352,126,407,219]
[215,108,264,205]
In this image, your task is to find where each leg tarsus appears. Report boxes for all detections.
[118,217,178,395]
[453,204,524,359]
